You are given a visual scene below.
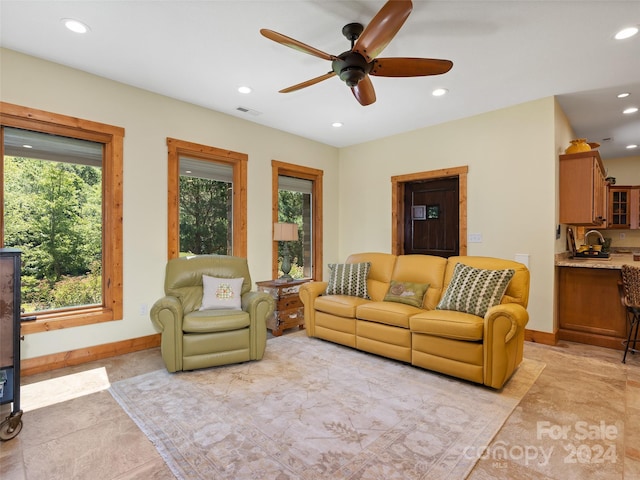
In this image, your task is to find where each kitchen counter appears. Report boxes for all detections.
[555,251,638,351]
[555,253,639,269]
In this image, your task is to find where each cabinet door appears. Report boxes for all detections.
[631,187,640,230]
[608,187,631,228]
[559,153,606,226]
[593,158,606,224]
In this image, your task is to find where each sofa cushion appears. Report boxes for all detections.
[436,263,514,317]
[200,275,244,310]
[346,253,397,301]
[356,301,422,328]
[315,295,371,318]
[183,309,250,333]
[410,309,484,341]
[383,280,429,307]
[326,262,371,299]
[390,255,448,309]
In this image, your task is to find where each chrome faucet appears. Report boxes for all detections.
[584,230,605,246]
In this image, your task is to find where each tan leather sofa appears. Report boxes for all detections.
[150,255,274,372]
[299,253,530,389]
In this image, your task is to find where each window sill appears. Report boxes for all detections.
[21,306,120,335]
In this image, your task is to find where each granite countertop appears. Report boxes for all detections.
[555,252,640,269]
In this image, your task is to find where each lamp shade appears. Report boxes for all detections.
[273,222,298,241]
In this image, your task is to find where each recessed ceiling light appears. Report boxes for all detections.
[617,92,630,98]
[614,26,639,40]
[626,144,638,149]
[432,88,448,97]
[238,86,252,94]
[623,107,639,114]
[62,18,90,34]
[332,122,343,128]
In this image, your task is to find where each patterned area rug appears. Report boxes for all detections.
[110,332,544,480]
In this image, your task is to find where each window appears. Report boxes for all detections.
[271,160,323,280]
[0,102,124,334]
[4,128,103,313]
[167,138,247,258]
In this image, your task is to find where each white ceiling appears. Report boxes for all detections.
[1,1,639,159]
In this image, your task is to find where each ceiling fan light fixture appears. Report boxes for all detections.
[62,18,90,34]
[614,26,639,40]
[432,88,448,97]
[339,67,366,87]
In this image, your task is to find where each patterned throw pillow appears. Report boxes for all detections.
[200,275,244,310]
[383,280,430,308]
[326,262,371,299]
[436,263,515,317]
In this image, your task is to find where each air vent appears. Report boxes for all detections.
[235,106,262,116]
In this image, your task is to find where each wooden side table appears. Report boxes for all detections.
[256,278,309,337]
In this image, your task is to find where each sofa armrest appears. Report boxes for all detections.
[483,303,530,389]
[149,296,184,373]
[299,281,328,336]
[242,291,275,359]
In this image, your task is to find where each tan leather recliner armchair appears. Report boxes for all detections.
[150,254,274,372]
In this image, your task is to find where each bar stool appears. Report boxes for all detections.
[619,264,640,363]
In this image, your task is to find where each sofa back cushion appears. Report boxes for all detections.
[444,256,530,309]
[390,255,448,309]
[345,252,397,302]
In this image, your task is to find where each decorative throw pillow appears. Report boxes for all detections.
[200,275,244,310]
[436,263,515,317]
[383,281,430,308]
[326,262,371,299]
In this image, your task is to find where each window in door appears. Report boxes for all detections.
[167,138,247,258]
[1,102,124,334]
[272,161,323,280]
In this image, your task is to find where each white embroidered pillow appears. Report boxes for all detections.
[200,275,244,310]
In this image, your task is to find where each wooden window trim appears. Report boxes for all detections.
[167,138,247,259]
[271,160,323,281]
[0,102,124,335]
[391,166,468,256]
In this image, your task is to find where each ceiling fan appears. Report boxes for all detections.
[260,0,453,106]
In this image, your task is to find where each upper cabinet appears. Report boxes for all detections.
[608,186,640,229]
[559,151,607,226]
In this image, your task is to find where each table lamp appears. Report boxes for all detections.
[274,222,299,282]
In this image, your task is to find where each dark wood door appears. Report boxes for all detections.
[404,177,459,257]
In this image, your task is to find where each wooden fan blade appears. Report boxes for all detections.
[351,75,376,106]
[279,72,336,93]
[261,29,336,61]
[370,58,453,77]
[353,0,413,62]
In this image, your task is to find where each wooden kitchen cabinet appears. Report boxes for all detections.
[631,187,639,229]
[559,151,607,226]
[557,266,628,350]
[607,186,640,229]
[608,186,630,228]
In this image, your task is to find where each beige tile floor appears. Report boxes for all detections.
[1,332,639,480]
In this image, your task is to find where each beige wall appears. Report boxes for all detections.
[338,97,559,332]
[3,47,607,360]
[1,49,341,359]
